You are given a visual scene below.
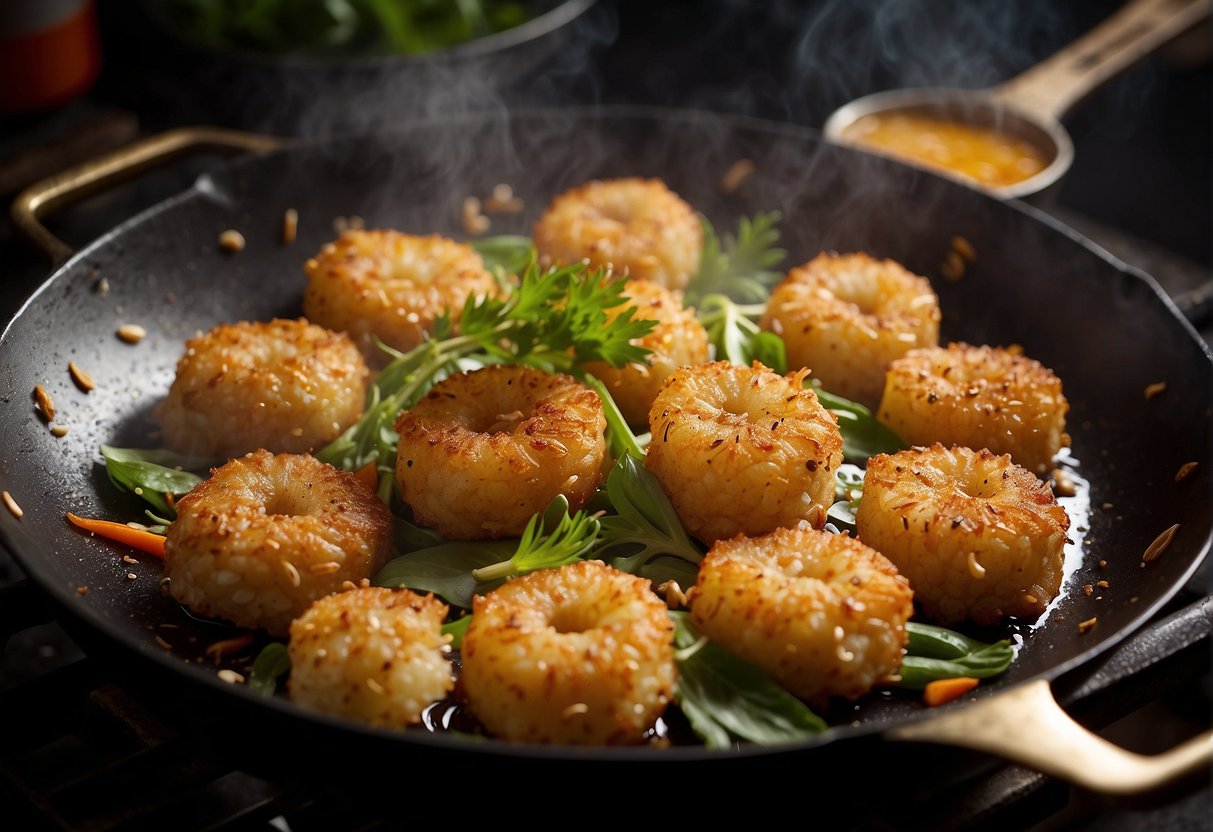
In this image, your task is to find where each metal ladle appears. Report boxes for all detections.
[823,0,1211,201]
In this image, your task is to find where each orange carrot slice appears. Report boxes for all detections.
[66,512,166,558]
[923,676,980,707]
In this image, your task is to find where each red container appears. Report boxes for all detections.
[0,0,102,115]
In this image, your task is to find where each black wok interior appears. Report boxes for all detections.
[0,109,1209,766]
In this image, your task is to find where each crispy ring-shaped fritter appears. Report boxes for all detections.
[533,178,702,291]
[165,451,392,636]
[395,365,606,540]
[303,230,498,362]
[760,252,940,408]
[856,443,1070,625]
[583,278,710,428]
[288,587,454,728]
[646,361,843,544]
[691,526,913,704]
[159,318,367,458]
[877,342,1069,474]
[461,560,676,744]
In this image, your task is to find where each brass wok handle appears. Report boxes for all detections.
[10,126,286,265]
[889,678,1212,797]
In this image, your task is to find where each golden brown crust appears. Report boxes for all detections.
[760,252,940,408]
[691,526,913,704]
[856,443,1070,625]
[395,365,606,539]
[303,230,497,363]
[159,318,367,458]
[877,342,1069,473]
[461,560,675,744]
[533,178,702,290]
[165,450,392,636]
[646,361,843,544]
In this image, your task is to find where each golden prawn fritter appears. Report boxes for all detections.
[646,361,842,544]
[303,230,498,362]
[691,527,913,704]
[877,342,1069,474]
[583,278,710,428]
[533,177,702,291]
[856,444,1070,625]
[288,588,454,728]
[461,560,675,745]
[760,252,940,408]
[159,318,367,458]
[165,451,392,636]
[395,365,605,540]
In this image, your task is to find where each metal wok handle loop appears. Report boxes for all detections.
[9,126,286,266]
[889,678,1212,798]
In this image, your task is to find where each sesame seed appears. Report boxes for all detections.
[366,678,386,695]
[95,277,110,295]
[562,703,589,718]
[1142,523,1179,563]
[282,208,298,244]
[2,490,23,519]
[117,324,146,344]
[218,229,246,252]
[33,384,55,421]
[122,555,138,564]
[720,158,756,194]
[126,572,137,580]
[68,361,95,392]
[50,425,69,437]
[1078,617,1097,634]
[1175,461,1198,482]
[218,669,245,684]
[311,561,341,574]
[1143,381,1167,400]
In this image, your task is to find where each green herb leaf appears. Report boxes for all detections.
[596,454,704,572]
[634,556,700,593]
[671,612,827,747]
[248,642,290,697]
[471,234,535,278]
[897,622,1016,689]
[696,294,786,372]
[584,374,648,461]
[99,445,217,517]
[470,495,601,583]
[442,615,472,650]
[810,385,906,463]
[686,212,786,306]
[826,463,866,530]
[373,539,516,609]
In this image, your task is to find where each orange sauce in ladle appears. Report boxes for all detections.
[842,112,1050,189]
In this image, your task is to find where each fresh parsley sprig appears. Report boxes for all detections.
[685,211,786,306]
[317,261,657,485]
[471,496,601,583]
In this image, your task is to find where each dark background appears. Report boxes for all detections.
[1,1,1210,829]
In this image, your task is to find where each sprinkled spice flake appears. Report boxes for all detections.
[68,361,96,392]
[207,633,254,662]
[3,490,24,518]
[1175,461,1198,482]
[282,208,299,244]
[218,229,246,252]
[1143,381,1167,400]
[1142,523,1180,564]
[76,585,89,596]
[33,384,55,421]
[116,323,146,344]
[1078,616,1098,634]
[720,158,756,194]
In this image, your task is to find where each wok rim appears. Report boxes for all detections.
[1,104,1209,763]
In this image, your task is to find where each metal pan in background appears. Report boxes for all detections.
[3,108,1211,792]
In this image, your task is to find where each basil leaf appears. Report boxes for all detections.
[596,455,703,570]
[810,387,906,463]
[671,612,827,747]
[248,642,290,697]
[373,540,516,609]
[100,445,217,516]
[897,623,1016,689]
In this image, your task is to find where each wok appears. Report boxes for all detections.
[4,109,1211,793]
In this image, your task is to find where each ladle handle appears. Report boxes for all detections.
[994,0,1211,124]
